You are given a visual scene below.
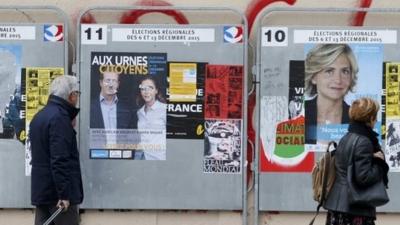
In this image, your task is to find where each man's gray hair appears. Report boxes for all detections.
[50,75,79,101]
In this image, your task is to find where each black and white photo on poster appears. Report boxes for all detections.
[288,60,304,120]
[386,120,400,171]
[203,119,241,173]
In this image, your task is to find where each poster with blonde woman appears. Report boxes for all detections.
[304,44,383,151]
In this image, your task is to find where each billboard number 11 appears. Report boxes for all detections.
[84,27,103,41]
[81,25,107,44]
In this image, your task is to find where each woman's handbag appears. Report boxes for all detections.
[347,135,389,207]
[347,164,389,207]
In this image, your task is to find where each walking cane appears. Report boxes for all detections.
[43,206,63,225]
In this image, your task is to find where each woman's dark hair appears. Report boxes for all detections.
[136,76,166,107]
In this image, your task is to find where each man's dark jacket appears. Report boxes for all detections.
[30,95,83,205]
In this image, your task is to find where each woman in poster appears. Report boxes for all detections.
[304,44,359,144]
[136,76,167,160]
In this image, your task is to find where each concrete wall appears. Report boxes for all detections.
[1,0,399,224]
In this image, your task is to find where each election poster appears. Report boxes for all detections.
[0,45,22,141]
[381,64,387,141]
[23,67,64,175]
[24,67,64,122]
[202,64,243,173]
[169,62,197,102]
[385,63,400,118]
[384,62,400,171]
[288,61,304,120]
[259,63,313,172]
[205,64,243,119]
[386,120,400,172]
[303,43,383,151]
[89,51,168,160]
[167,62,205,139]
[203,119,241,173]
[260,28,389,172]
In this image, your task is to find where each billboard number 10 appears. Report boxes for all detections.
[262,27,288,46]
[265,29,285,43]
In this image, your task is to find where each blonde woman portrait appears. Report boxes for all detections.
[304,44,358,144]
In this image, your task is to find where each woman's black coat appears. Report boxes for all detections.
[324,122,388,218]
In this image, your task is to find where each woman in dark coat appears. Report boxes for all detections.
[324,97,389,225]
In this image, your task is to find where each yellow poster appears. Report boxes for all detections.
[24,67,63,176]
[169,63,197,102]
[25,67,64,121]
[386,63,400,118]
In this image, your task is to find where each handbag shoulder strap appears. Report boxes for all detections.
[346,133,360,166]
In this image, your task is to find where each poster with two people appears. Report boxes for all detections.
[89,52,167,160]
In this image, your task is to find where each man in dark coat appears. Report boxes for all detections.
[30,75,83,225]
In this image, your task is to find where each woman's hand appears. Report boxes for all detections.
[373,151,385,160]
